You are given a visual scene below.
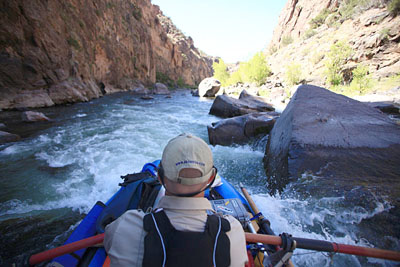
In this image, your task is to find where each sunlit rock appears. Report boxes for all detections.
[21,111,50,122]
[209,90,274,118]
[264,84,400,197]
[198,78,221,97]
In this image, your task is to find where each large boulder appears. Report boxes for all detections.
[208,112,279,146]
[153,83,170,95]
[0,131,21,144]
[209,90,275,118]
[264,85,400,198]
[131,83,150,95]
[21,111,50,122]
[198,78,221,97]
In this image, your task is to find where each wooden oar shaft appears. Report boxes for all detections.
[29,233,105,266]
[239,184,263,219]
[245,233,400,262]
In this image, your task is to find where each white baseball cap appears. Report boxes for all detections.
[161,133,214,185]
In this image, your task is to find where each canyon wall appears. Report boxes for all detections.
[265,0,399,87]
[0,0,213,109]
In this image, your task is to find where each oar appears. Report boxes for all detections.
[246,233,400,262]
[29,233,105,266]
[239,183,275,236]
[28,231,400,266]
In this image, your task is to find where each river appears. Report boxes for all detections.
[0,90,398,266]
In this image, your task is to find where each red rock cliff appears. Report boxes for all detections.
[0,0,213,109]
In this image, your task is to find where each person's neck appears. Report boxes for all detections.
[165,191,205,197]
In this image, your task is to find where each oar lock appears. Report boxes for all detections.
[279,232,297,252]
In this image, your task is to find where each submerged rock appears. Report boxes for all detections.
[264,85,400,199]
[198,78,221,97]
[208,112,279,146]
[209,90,275,118]
[21,111,50,122]
[0,130,21,144]
[141,95,154,100]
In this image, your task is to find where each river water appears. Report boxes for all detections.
[0,90,398,266]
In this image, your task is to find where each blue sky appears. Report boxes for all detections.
[151,0,287,63]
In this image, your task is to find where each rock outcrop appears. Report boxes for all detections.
[264,85,400,200]
[208,112,279,146]
[209,90,275,118]
[266,1,400,87]
[0,0,213,110]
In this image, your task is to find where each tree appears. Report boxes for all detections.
[212,59,229,86]
[242,52,271,86]
[324,41,353,86]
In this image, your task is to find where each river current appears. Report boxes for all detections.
[0,90,398,266]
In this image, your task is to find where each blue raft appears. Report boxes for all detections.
[49,160,268,267]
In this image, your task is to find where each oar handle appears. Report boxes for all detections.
[29,233,105,265]
[245,233,400,262]
[239,183,263,219]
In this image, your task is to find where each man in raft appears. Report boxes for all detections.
[104,133,248,266]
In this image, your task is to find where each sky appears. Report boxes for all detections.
[151,0,288,63]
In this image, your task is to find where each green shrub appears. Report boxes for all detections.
[212,59,229,86]
[177,77,185,88]
[268,45,278,55]
[303,29,317,40]
[281,35,293,47]
[67,37,81,50]
[310,52,324,65]
[339,0,358,20]
[324,41,353,85]
[106,3,115,9]
[285,63,303,86]
[310,8,331,29]
[388,0,400,15]
[156,72,174,87]
[379,28,390,41]
[350,64,372,94]
[132,5,142,20]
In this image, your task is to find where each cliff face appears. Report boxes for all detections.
[266,0,400,87]
[0,0,213,110]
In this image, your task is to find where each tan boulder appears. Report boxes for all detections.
[22,111,50,122]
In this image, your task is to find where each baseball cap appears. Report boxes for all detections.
[161,133,214,185]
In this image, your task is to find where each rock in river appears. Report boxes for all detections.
[153,83,170,95]
[21,111,50,122]
[209,90,275,118]
[208,112,279,146]
[198,77,221,97]
[0,130,21,144]
[264,84,400,198]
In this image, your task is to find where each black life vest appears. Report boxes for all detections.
[142,210,231,267]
